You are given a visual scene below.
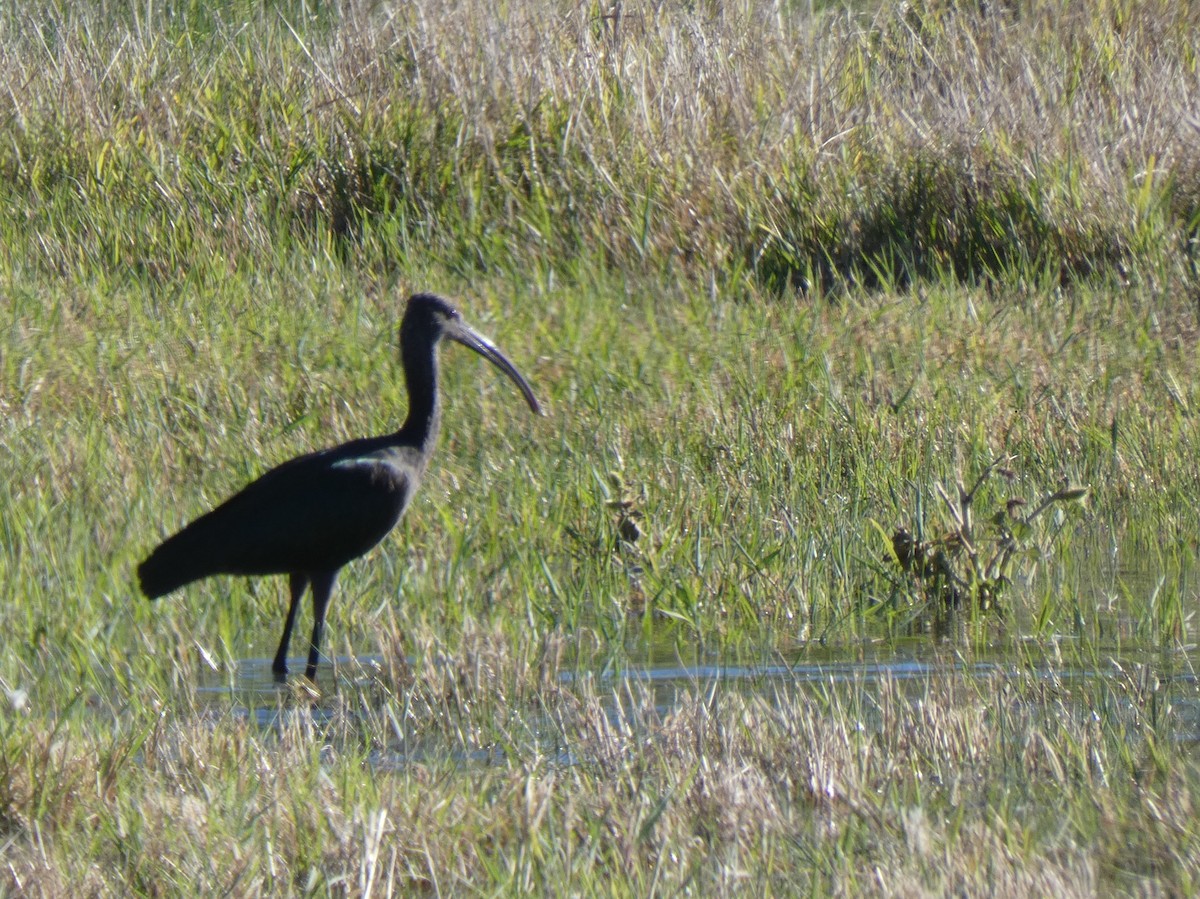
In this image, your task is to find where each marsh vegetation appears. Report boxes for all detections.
[3,0,1200,893]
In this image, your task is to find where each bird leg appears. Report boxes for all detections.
[273,572,309,678]
[305,570,338,681]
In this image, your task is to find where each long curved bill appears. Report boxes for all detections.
[447,320,542,415]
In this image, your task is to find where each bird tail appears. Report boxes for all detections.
[137,529,212,599]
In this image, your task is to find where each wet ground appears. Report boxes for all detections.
[191,631,1200,770]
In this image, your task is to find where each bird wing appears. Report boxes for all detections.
[139,448,416,594]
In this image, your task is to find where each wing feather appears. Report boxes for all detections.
[138,451,413,597]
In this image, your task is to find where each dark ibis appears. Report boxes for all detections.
[138,293,540,680]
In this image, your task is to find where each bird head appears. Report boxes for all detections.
[402,293,541,415]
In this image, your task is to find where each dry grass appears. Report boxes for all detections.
[4,643,1199,895]
[0,0,1196,285]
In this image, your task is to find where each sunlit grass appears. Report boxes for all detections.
[4,0,1200,894]
[4,649,1200,894]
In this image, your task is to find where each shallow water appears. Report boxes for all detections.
[189,633,1200,771]
[185,527,1200,765]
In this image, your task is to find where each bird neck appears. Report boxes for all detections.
[398,334,442,449]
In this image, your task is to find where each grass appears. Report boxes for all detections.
[4,646,1200,893]
[4,0,1200,894]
